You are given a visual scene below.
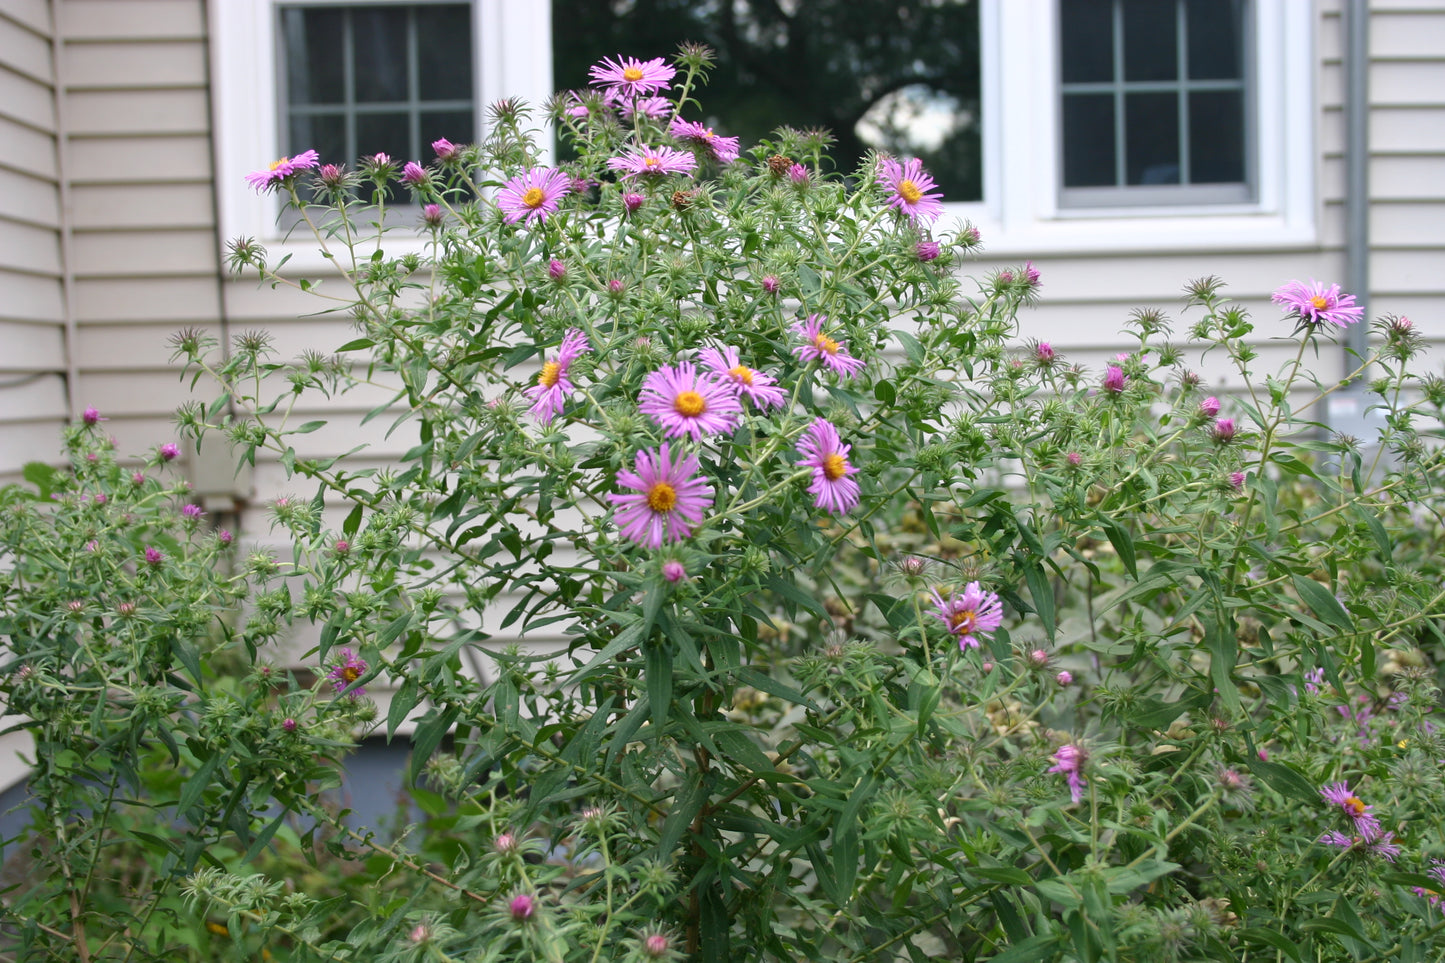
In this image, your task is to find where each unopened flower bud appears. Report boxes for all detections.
[915,241,940,263]
[508,893,536,922]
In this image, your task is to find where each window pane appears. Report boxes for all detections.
[353,7,409,103]
[1189,90,1244,182]
[1122,0,1177,82]
[417,5,473,100]
[282,8,345,105]
[1062,93,1116,187]
[1125,92,1179,184]
[421,110,474,151]
[290,112,347,166]
[1060,0,1114,84]
[356,111,410,160]
[1186,0,1245,80]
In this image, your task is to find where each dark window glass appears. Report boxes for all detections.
[422,109,474,149]
[1189,89,1244,182]
[1122,0,1177,82]
[417,6,473,100]
[1062,94,1116,187]
[353,8,410,103]
[1060,0,1114,84]
[355,112,411,162]
[1186,0,1244,80]
[283,8,345,105]
[1125,92,1179,184]
[289,113,346,166]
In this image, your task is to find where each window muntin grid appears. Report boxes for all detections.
[1059,0,1251,207]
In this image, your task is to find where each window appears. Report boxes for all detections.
[1059,0,1250,207]
[280,4,476,166]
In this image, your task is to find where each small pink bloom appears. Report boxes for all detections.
[245,149,320,191]
[1199,396,1221,418]
[622,192,645,214]
[669,116,740,164]
[432,137,460,162]
[788,163,810,186]
[160,443,180,461]
[1212,418,1237,444]
[144,546,163,566]
[1102,365,1127,395]
[525,328,590,424]
[876,157,944,224]
[1230,471,1246,491]
[662,560,687,583]
[1024,261,1041,287]
[796,418,861,515]
[327,647,369,697]
[1048,743,1089,803]
[400,161,429,186]
[218,529,234,545]
[508,893,537,922]
[82,406,103,425]
[282,717,297,733]
[761,275,780,295]
[421,203,444,227]
[1056,670,1073,687]
[588,55,676,97]
[792,314,865,379]
[1066,451,1082,467]
[930,582,1004,650]
[548,259,567,281]
[916,241,941,262]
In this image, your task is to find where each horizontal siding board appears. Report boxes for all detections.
[74,321,221,371]
[0,166,59,227]
[0,115,56,178]
[73,276,219,321]
[0,419,70,477]
[0,320,65,370]
[1369,201,1445,247]
[0,217,61,275]
[66,134,210,183]
[0,10,53,82]
[1372,157,1445,200]
[70,228,217,277]
[69,182,214,230]
[1371,107,1445,153]
[1372,12,1445,59]
[66,87,208,135]
[0,64,55,131]
[0,270,62,322]
[1370,250,1445,293]
[60,39,206,88]
[0,373,67,422]
[60,0,204,40]
[0,0,52,36]
[73,371,200,416]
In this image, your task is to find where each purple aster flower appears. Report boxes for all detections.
[1035,341,1056,366]
[160,442,180,461]
[622,192,645,214]
[588,55,676,97]
[362,152,394,177]
[698,346,786,409]
[616,94,673,121]
[929,581,1004,650]
[432,137,460,162]
[1067,451,1082,467]
[795,418,861,515]
[218,529,233,546]
[669,117,740,164]
[421,203,444,227]
[181,503,204,520]
[497,167,571,225]
[1024,261,1041,287]
[788,163,810,186]
[82,406,104,426]
[508,892,537,923]
[606,145,697,179]
[1212,418,1237,444]
[524,328,590,424]
[916,241,941,263]
[1056,670,1073,687]
[1199,396,1221,419]
[1272,280,1365,328]
[245,149,320,191]
[327,647,368,696]
[638,363,743,441]
[143,546,163,566]
[792,315,865,379]
[317,163,346,189]
[1320,781,1382,841]
[876,157,944,224]
[662,560,687,583]
[548,259,567,281]
[400,161,428,186]
[1102,365,1127,395]
[1230,471,1246,491]
[1368,832,1402,863]
[1047,744,1088,804]
[1319,830,1354,850]
[609,443,714,548]
[761,275,780,295]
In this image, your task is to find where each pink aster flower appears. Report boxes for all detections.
[761,275,780,295]
[1319,830,1353,850]
[1056,670,1073,687]
[638,363,742,441]
[160,442,180,461]
[617,94,673,121]
[1230,471,1246,491]
[1271,280,1365,328]
[524,328,590,424]
[792,315,865,379]
[508,892,537,923]
[497,167,571,225]
[876,157,944,224]
[609,443,714,548]
[400,161,429,186]
[81,405,103,425]
[795,418,861,515]
[669,117,740,164]
[431,137,460,162]
[788,163,810,186]
[1102,365,1127,395]
[1212,418,1237,444]
[143,546,163,567]
[548,259,567,281]
[1199,396,1221,419]
[929,582,1004,650]
[916,241,941,262]
[421,203,444,227]
[698,346,786,410]
[1320,781,1382,840]
[327,647,368,696]
[589,55,676,97]
[662,560,687,583]
[245,149,320,191]
[622,192,645,214]
[606,145,697,179]
[1048,743,1088,804]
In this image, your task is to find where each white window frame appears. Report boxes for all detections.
[954,0,1315,256]
[209,0,552,273]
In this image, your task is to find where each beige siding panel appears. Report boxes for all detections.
[0,320,65,371]
[0,217,62,275]
[73,276,219,321]
[70,228,216,277]
[1369,201,1445,247]
[1371,157,1445,200]
[75,321,221,370]
[61,40,206,89]
[1320,106,1344,157]
[0,116,56,178]
[73,372,199,418]
[69,182,213,230]
[0,64,55,131]
[0,0,53,36]
[1372,12,1445,58]
[1370,60,1445,104]
[60,0,204,40]
[67,134,210,183]
[0,11,53,82]
[0,165,59,226]
[0,270,63,322]
[1371,250,1445,294]
[1372,108,1445,153]
[1007,254,1341,304]
[0,420,69,477]
[223,279,361,321]
[66,88,209,136]
[0,373,66,422]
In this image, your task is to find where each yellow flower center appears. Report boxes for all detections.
[674,391,706,417]
[898,179,924,204]
[647,481,676,512]
[704,128,716,139]
[340,665,361,683]
[623,66,644,82]
[538,361,561,388]
[1309,295,1330,311]
[269,158,287,171]
[644,156,661,168]
[822,452,848,481]
[522,186,547,209]
[1343,796,1367,817]
[728,364,755,386]
[813,333,840,355]
[949,609,978,634]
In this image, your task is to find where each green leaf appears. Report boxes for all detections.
[342,503,364,538]
[987,934,1061,963]
[1100,517,1137,579]
[21,461,58,498]
[1103,858,1179,894]
[646,640,673,736]
[1292,575,1354,633]
[178,753,222,815]
[873,379,896,405]
[1239,927,1303,962]
[386,677,420,740]
[336,338,376,351]
[292,420,326,434]
[567,620,648,686]
[658,770,708,858]
[1246,757,1319,806]
[1023,562,1055,641]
